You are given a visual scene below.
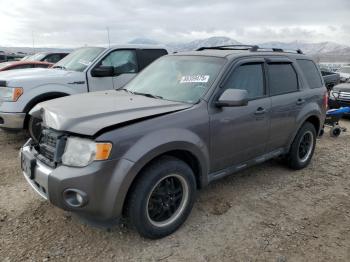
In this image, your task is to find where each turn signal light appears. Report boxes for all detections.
[13,87,23,101]
[95,143,112,160]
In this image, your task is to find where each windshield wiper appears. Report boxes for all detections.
[119,89,163,99]
[133,92,164,99]
[52,65,66,70]
[119,88,135,95]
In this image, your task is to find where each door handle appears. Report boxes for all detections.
[296,98,306,105]
[254,107,266,115]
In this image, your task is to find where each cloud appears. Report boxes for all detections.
[0,0,349,47]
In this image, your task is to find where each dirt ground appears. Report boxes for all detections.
[0,120,350,262]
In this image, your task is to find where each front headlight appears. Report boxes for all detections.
[330,90,339,100]
[62,137,112,167]
[0,87,23,102]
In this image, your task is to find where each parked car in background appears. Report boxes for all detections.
[0,61,53,72]
[336,66,350,83]
[21,45,327,239]
[0,52,27,62]
[0,45,168,140]
[0,52,67,66]
[321,69,340,90]
[329,83,350,110]
[22,52,69,64]
[0,52,5,62]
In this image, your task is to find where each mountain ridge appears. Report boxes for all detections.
[129,37,350,62]
[1,36,349,62]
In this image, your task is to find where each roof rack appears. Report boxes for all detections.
[256,47,304,54]
[196,45,304,54]
[196,45,259,51]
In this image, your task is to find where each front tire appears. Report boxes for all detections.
[287,122,316,170]
[127,156,196,239]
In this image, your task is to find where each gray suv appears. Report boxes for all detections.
[20,45,327,239]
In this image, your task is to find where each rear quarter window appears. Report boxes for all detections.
[268,63,298,96]
[297,59,323,89]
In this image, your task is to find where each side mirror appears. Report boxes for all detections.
[216,89,248,107]
[91,66,114,77]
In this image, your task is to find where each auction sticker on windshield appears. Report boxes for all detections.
[180,75,210,83]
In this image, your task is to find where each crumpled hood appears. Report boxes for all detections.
[30,90,193,136]
[0,68,83,87]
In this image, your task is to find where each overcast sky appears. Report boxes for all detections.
[0,0,349,47]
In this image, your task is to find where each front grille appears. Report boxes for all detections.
[338,91,350,101]
[36,129,66,167]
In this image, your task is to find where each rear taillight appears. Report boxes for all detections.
[323,91,328,110]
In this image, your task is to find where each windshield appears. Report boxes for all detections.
[53,47,105,72]
[338,67,350,74]
[125,56,225,103]
[24,53,46,61]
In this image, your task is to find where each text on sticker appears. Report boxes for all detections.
[180,75,210,83]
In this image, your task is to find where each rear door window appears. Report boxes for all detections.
[268,63,298,96]
[136,49,168,71]
[297,59,323,89]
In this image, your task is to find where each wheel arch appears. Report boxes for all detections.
[120,146,208,216]
[288,113,322,151]
[304,115,321,135]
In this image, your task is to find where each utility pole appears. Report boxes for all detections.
[32,31,35,53]
[106,27,111,48]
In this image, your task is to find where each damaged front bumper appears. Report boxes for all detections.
[20,139,136,221]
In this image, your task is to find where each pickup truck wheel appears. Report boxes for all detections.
[128,156,196,239]
[28,116,42,143]
[287,122,316,170]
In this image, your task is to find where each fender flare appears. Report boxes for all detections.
[108,128,210,217]
[287,111,322,150]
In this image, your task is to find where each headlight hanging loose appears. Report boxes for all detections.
[62,137,112,167]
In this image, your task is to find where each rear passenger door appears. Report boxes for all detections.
[266,58,303,151]
[210,59,271,171]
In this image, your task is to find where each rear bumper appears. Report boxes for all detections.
[0,111,26,129]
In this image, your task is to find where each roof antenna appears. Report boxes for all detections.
[106,27,111,48]
[32,30,35,53]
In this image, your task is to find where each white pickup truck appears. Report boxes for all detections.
[0,45,167,139]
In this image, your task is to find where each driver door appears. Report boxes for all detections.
[87,49,138,92]
[210,59,271,172]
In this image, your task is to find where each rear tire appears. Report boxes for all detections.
[28,116,42,143]
[287,122,316,170]
[127,156,196,239]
